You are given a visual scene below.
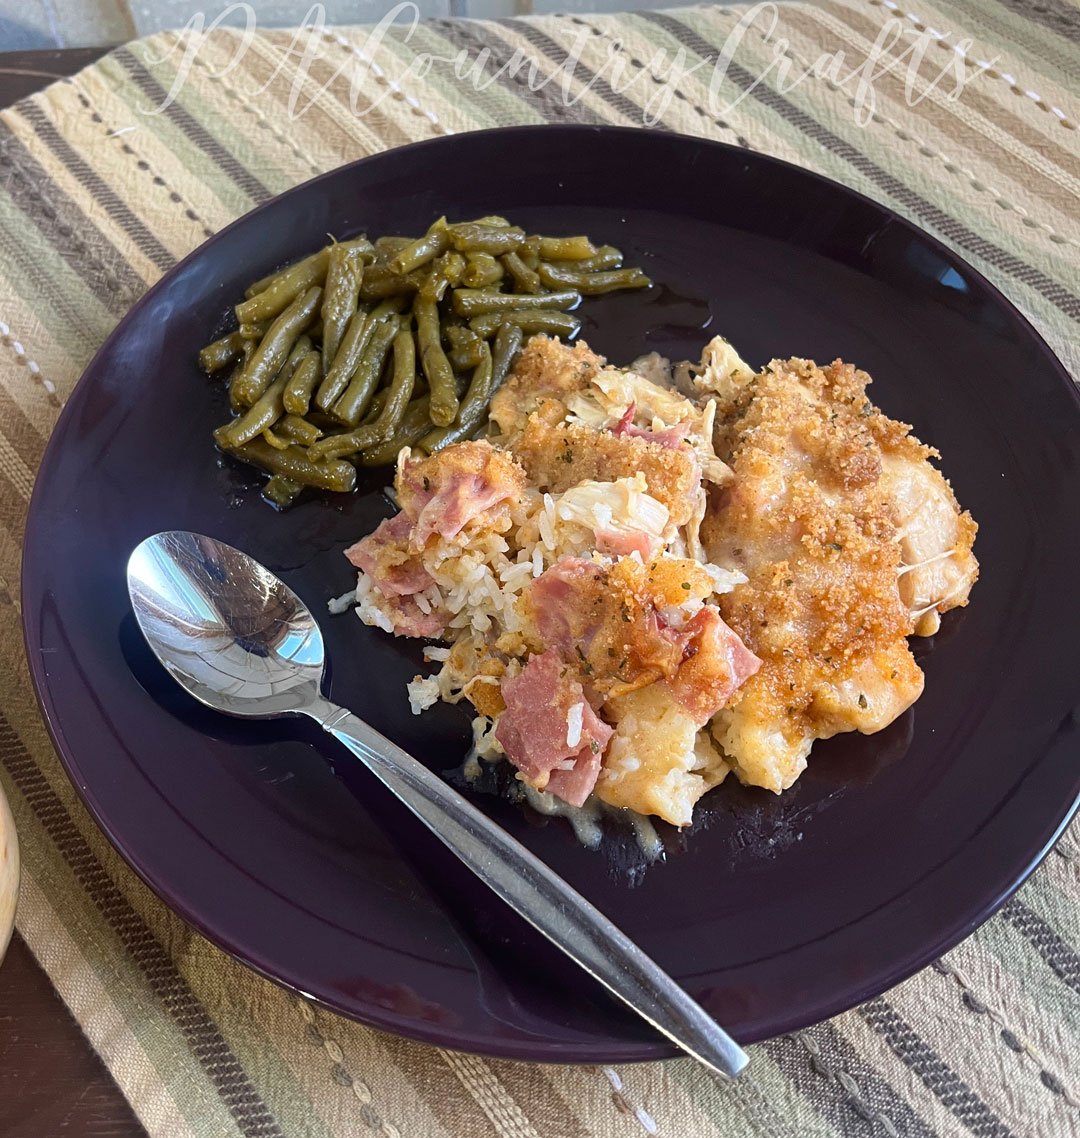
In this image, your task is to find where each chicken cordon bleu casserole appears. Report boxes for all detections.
[334,334,978,829]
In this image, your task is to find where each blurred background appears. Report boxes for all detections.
[0,0,699,47]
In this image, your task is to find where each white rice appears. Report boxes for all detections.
[565,702,585,749]
[406,676,441,715]
[327,588,357,614]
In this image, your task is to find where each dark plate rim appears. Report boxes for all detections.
[20,124,1080,1063]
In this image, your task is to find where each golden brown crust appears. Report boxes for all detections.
[488,335,604,434]
[702,356,959,791]
[509,416,700,527]
[397,439,526,524]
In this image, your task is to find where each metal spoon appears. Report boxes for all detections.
[127,529,748,1078]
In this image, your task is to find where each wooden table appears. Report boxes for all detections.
[0,47,147,1138]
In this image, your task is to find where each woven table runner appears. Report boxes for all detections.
[1,2,1078,1135]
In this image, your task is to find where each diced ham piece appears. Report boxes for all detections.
[595,527,661,560]
[345,513,432,597]
[526,559,605,657]
[665,607,761,724]
[344,513,447,638]
[612,403,693,450]
[397,441,526,551]
[384,597,447,639]
[495,648,612,805]
[544,746,603,808]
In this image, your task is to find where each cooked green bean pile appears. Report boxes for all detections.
[198,215,651,508]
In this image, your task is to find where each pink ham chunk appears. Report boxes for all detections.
[345,513,432,597]
[397,441,526,550]
[544,746,603,808]
[384,598,447,639]
[612,403,692,450]
[595,528,660,560]
[525,558,605,658]
[495,648,612,805]
[665,607,761,724]
[344,513,447,639]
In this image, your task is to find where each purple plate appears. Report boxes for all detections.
[22,126,1080,1061]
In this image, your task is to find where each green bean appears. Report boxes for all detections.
[418,341,493,454]
[198,332,246,374]
[452,287,580,318]
[283,334,312,377]
[283,351,322,415]
[448,342,486,371]
[235,249,328,324]
[468,309,581,339]
[461,253,504,289]
[438,250,467,288]
[228,354,252,413]
[373,235,413,260]
[389,218,449,276]
[499,251,540,293]
[537,263,651,295]
[379,327,417,432]
[358,265,423,301]
[415,294,458,427]
[444,324,480,350]
[447,222,526,255]
[243,249,322,299]
[490,322,524,391]
[315,297,401,412]
[460,215,511,228]
[360,389,389,423]
[519,235,541,270]
[262,474,304,509]
[357,396,434,467]
[332,315,400,426]
[244,268,282,299]
[226,438,356,492]
[232,285,322,407]
[213,371,289,449]
[321,240,370,372]
[446,327,486,370]
[551,245,623,273]
[537,235,596,261]
[307,329,413,459]
[238,321,269,340]
[420,259,454,304]
[312,422,385,460]
[261,426,291,450]
[277,413,322,446]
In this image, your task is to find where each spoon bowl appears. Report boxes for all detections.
[127,531,325,718]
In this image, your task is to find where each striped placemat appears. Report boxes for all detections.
[1,2,1078,1135]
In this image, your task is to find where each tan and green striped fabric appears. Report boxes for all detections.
[1,1,1079,1134]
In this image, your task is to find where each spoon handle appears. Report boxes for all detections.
[313,699,748,1079]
